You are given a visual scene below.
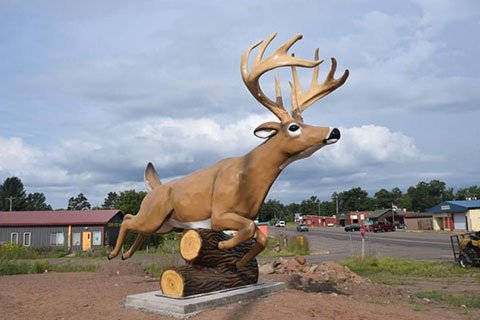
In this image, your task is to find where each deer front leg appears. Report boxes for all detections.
[211,212,268,269]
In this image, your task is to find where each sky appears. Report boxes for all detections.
[0,0,479,209]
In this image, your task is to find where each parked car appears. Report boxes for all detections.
[344,224,361,232]
[396,223,407,230]
[296,224,309,232]
[367,222,396,232]
[275,220,286,227]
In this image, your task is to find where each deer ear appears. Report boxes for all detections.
[254,122,280,139]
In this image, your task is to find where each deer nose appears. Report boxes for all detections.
[323,127,341,145]
[329,128,341,140]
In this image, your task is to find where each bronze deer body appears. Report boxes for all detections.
[108,33,349,269]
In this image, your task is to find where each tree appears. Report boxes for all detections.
[102,192,119,209]
[299,196,320,215]
[319,200,336,216]
[0,177,27,211]
[284,202,301,221]
[407,180,453,212]
[337,187,372,212]
[257,199,285,222]
[114,189,147,215]
[373,188,393,209]
[67,193,91,210]
[456,186,480,200]
[25,192,52,211]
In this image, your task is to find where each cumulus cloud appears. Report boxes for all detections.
[1,116,433,208]
[0,137,40,171]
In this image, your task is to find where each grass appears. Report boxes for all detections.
[340,255,480,285]
[259,234,309,257]
[415,290,480,309]
[0,256,97,276]
[0,243,69,259]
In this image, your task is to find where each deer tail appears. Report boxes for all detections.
[144,162,162,192]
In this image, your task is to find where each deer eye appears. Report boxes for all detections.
[287,123,302,136]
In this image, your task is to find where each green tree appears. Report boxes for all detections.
[284,202,301,221]
[257,199,285,222]
[67,193,91,210]
[299,196,320,215]
[338,187,372,211]
[407,180,453,212]
[25,192,52,211]
[0,177,27,211]
[102,192,119,209]
[114,189,147,215]
[373,188,393,209]
[456,186,480,200]
[319,200,336,216]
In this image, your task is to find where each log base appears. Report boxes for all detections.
[160,229,259,297]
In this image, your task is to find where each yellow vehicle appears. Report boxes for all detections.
[451,232,480,268]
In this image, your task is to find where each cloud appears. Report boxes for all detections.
[1,117,432,208]
[0,136,40,171]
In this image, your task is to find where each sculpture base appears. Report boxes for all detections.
[124,281,285,318]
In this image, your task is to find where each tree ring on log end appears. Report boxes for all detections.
[180,229,203,262]
[160,269,184,297]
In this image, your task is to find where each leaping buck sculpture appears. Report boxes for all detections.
[108,33,349,269]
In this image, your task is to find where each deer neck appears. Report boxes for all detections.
[244,140,288,183]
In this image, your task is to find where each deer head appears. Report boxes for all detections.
[241,33,349,168]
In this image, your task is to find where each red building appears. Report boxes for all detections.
[336,211,373,227]
[302,215,337,227]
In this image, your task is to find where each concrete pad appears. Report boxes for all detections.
[124,281,285,318]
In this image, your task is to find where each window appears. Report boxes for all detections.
[50,232,64,246]
[11,233,18,244]
[72,233,81,246]
[23,232,31,246]
[92,231,102,246]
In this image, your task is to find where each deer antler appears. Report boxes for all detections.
[290,49,349,122]
[241,33,321,123]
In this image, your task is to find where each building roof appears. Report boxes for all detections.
[0,210,122,227]
[429,200,480,214]
[404,212,432,218]
[368,209,405,220]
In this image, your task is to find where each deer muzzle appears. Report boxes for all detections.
[323,127,341,145]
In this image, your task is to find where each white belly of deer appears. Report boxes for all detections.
[163,218,212,231]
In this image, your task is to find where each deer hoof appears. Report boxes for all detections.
[107,254,114,260]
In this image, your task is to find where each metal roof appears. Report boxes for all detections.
[0,210,122,227]
[428,200,480,214]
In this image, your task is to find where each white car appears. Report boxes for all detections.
[275,221,286,227]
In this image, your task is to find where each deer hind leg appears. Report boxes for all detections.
[211,212,268,269]
[108,189,173,260]
[108,214,135,260]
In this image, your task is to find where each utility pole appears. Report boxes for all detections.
[335,195,339,214]
[391,203,396,225]
[6,196,15,212]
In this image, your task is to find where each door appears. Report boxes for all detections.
[82,231,92,251]
[453,213,466,230]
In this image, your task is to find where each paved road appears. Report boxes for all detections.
[267,226,456,265]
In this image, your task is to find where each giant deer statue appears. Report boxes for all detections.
[108,33,349,269]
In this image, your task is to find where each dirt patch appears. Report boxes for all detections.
[0,257,478,320]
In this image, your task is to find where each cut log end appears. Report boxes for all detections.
[160,269,184,297]
[180,229,203,262]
